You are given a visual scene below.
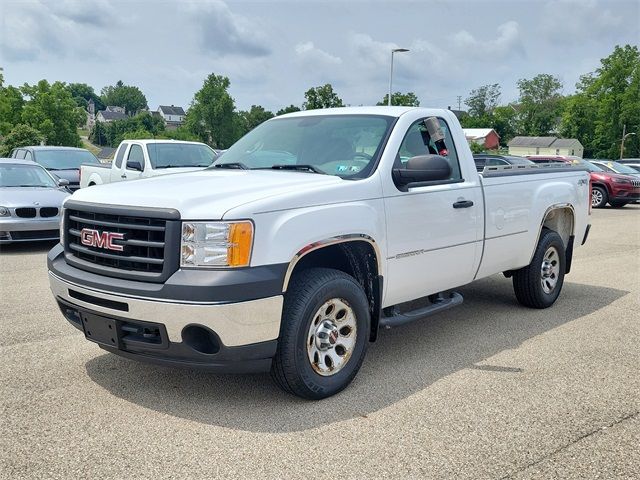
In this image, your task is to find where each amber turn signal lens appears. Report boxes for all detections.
[228,222,253,267]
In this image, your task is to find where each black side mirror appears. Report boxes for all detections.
[392,154,452,189]
[57,178,70,187]
[127,160,143,172]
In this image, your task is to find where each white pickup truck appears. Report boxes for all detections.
[48,107,591,399]
[79,140,217,188]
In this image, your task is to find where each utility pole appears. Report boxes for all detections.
[620,124,637,159]
[457,96,462,111]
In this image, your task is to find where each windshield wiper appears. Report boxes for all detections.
[213,162,248,170]
[270,164,326,174]
[8,184,50,188]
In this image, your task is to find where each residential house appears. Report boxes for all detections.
[463,128,500,150]
[96,105,127,123]
[508,136,584,158]
[157,105,186,130]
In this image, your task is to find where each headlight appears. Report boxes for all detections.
[0,206,10,217]
[180,221,253,268]
[612,177,631,184]
[59,207,66,245]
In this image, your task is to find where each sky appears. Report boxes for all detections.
[0,0,638,113]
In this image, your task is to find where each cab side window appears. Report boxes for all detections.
[395,117,462,182]
[126,144,144,170]
[114,143,128,168]
[23,151,33,160]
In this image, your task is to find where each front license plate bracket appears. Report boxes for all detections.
[82,313,120,348]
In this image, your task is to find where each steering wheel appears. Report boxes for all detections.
[353,152,373,160]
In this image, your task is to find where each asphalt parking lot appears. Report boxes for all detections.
[1,206,638,479]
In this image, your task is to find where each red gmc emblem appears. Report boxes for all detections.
[80,228,124,251]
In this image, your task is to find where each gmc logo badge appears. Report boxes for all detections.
[80,228,124,251]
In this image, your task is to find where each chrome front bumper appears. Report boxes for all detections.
[49,271,283,347]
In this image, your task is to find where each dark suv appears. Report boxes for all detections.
[10,146,100,191]
[473,154,534,172]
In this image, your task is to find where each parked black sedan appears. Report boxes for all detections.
[10,146,100,191]
[473,154,535,172]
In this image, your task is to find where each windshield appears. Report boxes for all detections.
[0,164,57,187]
[147,143,217,169]
[36,150,99,169]
[599,161,638,174]
[579,160,604,172]
[211,114,394,178]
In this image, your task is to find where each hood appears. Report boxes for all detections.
[151,167,207,176]
[590,171,637,182]
[0,187,70,208]
[68,169,343,218]
[48,169,80,184]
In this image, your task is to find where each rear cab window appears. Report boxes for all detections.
[114,143,129,169]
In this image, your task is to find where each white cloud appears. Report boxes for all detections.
[295,42,342,66]
[541,0,623,42]
[186,0,271,57]
[451,21,524,59]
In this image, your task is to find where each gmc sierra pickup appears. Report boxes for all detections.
[48,107,591,399]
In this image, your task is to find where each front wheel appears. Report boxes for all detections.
[271,268,370,399]
[591,186,608,208]
[512,228,566,309]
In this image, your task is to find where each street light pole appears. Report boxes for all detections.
[620,124,637,159]
[388,48,409,106]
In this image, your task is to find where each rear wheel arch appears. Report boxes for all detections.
[282,235,382,341]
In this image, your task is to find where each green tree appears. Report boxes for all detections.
[516,74,564,136]
[90,112,167,147]
[67,83,105,111]
[100,80,148,115]
[0,76,25,135]
[236,105,274,136]
[276,104,301,116]
[465,84,500,118]
[184,74,236,148]
[561,45,640,158]
[20,80,83,147]
[491,105,520,144]
[0,124,43,156]
[303,84,344,110]
[89,121,108,146]
[377,92,420,107]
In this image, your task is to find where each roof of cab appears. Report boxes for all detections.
[0,158,41,165]
[277,106,438,118]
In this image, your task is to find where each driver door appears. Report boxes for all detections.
[383,117,483,306]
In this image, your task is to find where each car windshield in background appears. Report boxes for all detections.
[211,115,394,178]
[0,164,57,187]
[597,161,639,174]
[579,160,605,172]
[147,143,217,169]
[36,150,99,169]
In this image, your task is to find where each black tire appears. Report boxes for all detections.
[591,186,608,208]
[271,268,370,400]
[513,228,566,309]
[609,200,629,208]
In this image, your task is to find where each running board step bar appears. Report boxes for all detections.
[379,292,463,329]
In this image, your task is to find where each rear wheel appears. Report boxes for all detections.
[513,228,566,309]
[609,200,629,208]
[271,268,370,399]
[591,186,608,208]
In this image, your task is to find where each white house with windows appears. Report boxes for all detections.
[508,136,584,158]
[157,105,186,130]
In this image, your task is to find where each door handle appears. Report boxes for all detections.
[121,174,127,179]
[453,200,474,209]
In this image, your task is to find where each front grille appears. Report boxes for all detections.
[63,205,180,282]
[15,208,36,218]
[40,207,59,218]
[632,180,640,188]
[11,230,59,240]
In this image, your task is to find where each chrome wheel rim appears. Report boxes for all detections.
[306,298,357,376]
[540,246,560,294]
[591,189,603,207]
